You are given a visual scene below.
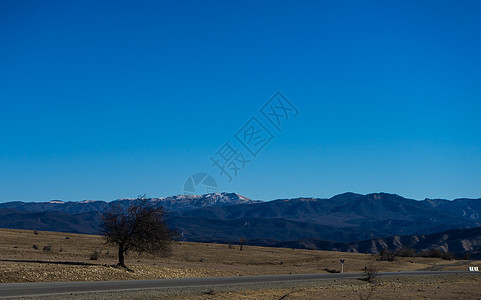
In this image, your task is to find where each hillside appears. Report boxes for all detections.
[268,226,481,258]
[1,192,481,254]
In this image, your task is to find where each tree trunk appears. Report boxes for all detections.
[118,245,125,267]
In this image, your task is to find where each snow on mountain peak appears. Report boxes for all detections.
[48,200,64,204]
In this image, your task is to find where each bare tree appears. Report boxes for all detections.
[101,197,174,268]
[378,248,395,262]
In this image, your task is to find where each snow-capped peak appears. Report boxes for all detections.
[48,200,64,204]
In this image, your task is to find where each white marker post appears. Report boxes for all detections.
[340,259,345,274]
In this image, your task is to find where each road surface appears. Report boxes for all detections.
[0,271,474,298]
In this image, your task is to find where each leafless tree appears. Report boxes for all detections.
[378,248,395,261]
[101,197,174,268]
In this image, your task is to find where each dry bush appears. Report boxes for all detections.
[378,248,395,262]
[395,247,416,257]
[362,265,378,282]
[90,250,101,260]
[324,268,340,273]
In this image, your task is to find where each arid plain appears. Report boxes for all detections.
[1,228,481,299]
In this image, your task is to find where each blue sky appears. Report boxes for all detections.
[1,0,480,202]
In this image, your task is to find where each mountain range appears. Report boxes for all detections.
[1,192,481,256]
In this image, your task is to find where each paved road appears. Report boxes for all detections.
[0,271,474,298]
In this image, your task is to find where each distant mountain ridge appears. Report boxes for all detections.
[170,192,481,242]
[0,193,258,213]
[1,192,481,255]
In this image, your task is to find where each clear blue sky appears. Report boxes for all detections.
[1,0,480,202]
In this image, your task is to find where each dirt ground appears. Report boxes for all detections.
[177,275,481,300]
[1,229,481,299]
[1,228,477,283]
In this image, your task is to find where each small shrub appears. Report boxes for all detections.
[33,230,39,235]
[43,245,52,252]
[239,238,246,251]
[59,248,63,253]
[324,268,340,273]
[65,236,70,240]
[90,250,101,260]
[228,244,235,249]
[362,265,378,282]
[32,244,39,250]
[203,289,215,295]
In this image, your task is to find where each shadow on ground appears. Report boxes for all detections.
[0,259,99,266]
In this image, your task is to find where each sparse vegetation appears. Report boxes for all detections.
[42,245,52,252]
[418,248,455,260]
[203,289,215,295]
[324,268,340,273]
[32,244,39,250]
[375,247,456,261]
[395,247,416,257]
[359,283,378,300]
[378,248,395,261]
[33,230,39,235]
[239,238,246,251]
[90,249,101,260]
[0,228,477,292]
[362,265,378,282]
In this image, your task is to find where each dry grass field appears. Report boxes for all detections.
[0,228,478,283]
[2,228,481,299]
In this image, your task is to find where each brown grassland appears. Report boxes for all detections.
[1,228,481,299]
